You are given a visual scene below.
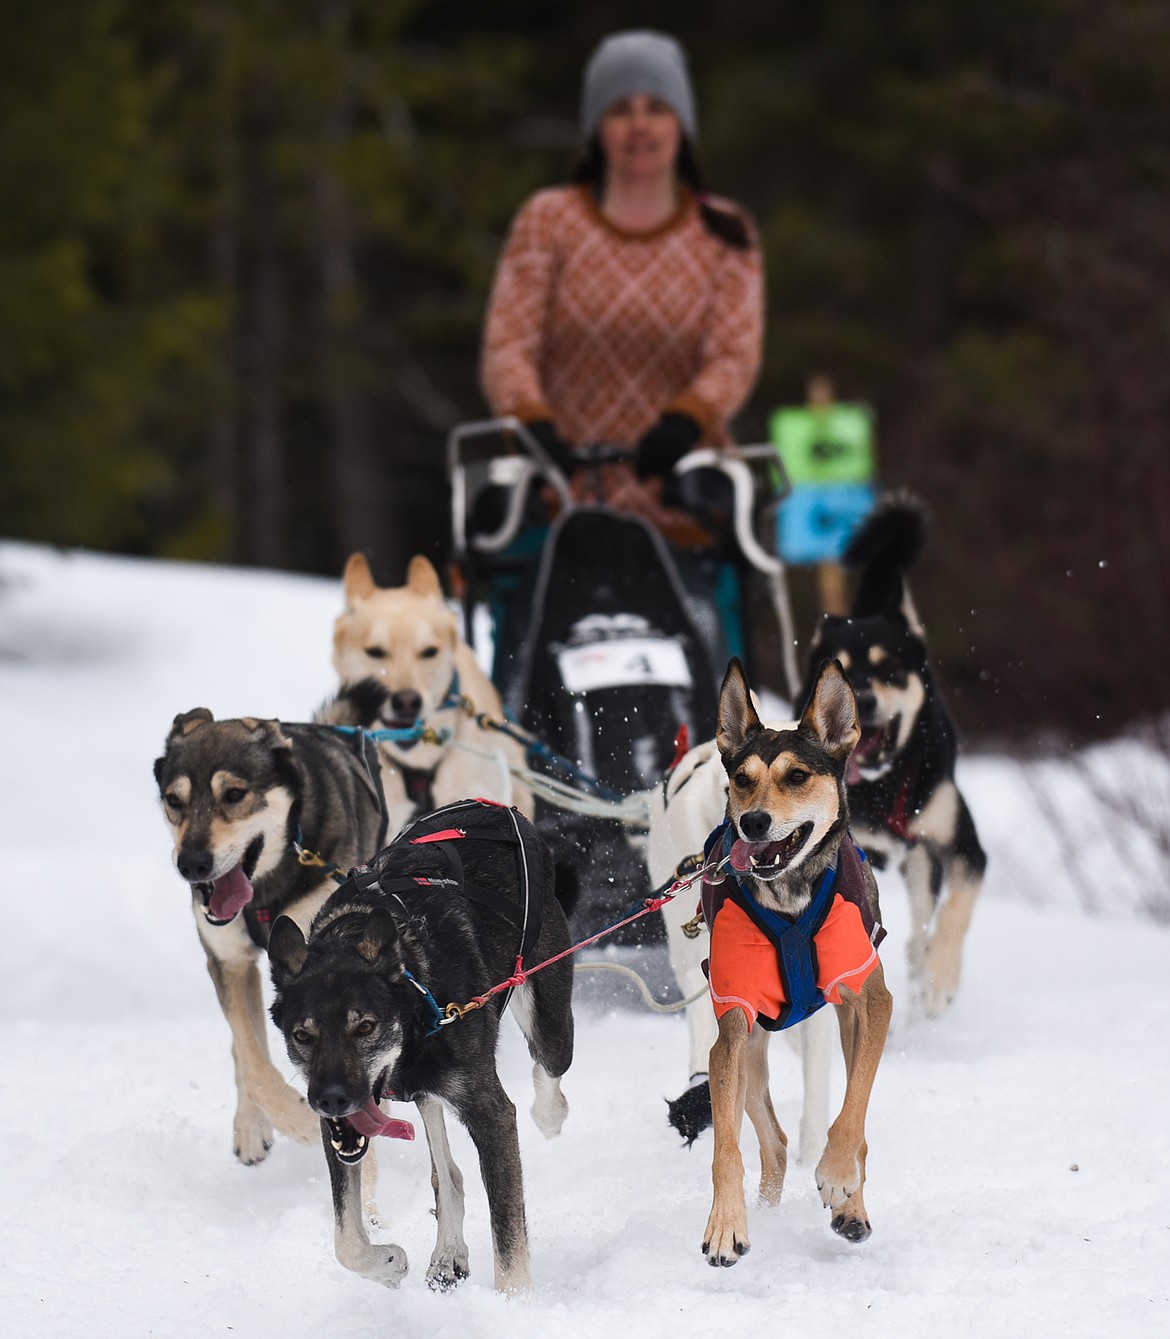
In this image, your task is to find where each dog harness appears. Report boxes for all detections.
[302,798,544,1155]
[882,778,920,844]
[328,670,465,819]
[395,760,440,815]
[350,799,545,1029]
[702,820,885,1033]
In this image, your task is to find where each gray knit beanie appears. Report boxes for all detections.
[580,30,697,141]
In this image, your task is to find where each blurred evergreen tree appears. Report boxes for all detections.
[0,0,1165,737]
[0,2,216,553]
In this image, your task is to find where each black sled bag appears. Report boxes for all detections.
[512,507,718,936]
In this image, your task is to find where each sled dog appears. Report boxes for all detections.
[701,659,892,1265]
[268,800,573,1294]
[323,553,531,838]
[154,709,387,1164]
[648,734,837,1160]
[804,492,986,1015]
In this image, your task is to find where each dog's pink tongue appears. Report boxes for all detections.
[348,1098,415,1141]
[209,865,254,922]
[846,753,863,785]
[729,839,758,874]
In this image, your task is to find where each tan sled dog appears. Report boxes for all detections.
[327,554,531,837]
[648,734,838,1162]
[702,659,892,1265]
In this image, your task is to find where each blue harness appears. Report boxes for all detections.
[706,820,859,1032]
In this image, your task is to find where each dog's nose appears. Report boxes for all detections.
[313,1083,355,1117]
[855,689,878,721]
[178,848,214,882]
[739,810,772,842]
[389,690,423,723]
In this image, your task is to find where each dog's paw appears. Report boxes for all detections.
[426,1246,470,1292]
[336,1231,408,1288]
[815,1146,862,1209]
[233,1111,274,1166]
[907,978,952,1021]
[831,1211,872,1243]
[666,1081,713,1146]
[918,935,964,1017]
[530,1071,569,1140]
[275,1093,319,1145]
[351,1243,409,1289]
[702,1206,750,1267]
[758,1167,786,1208]
[920,972,958,1018]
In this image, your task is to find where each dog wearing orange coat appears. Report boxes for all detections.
[700,658,893,1265]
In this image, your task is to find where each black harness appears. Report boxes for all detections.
[350,799,544,1021]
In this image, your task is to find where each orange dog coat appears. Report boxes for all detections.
[702,831,884,1032]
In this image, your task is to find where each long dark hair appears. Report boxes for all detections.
[573,137,752,251]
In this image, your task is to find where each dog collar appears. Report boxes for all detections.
[439,669,463,712]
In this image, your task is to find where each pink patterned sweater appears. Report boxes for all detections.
[480,185,764,450]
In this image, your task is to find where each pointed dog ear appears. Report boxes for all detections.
[259,719,293,750]
[235,718,293,752]
[406,554,443,599]
[716,658,763,759]
[342,552,377,608]
[169,708,214,742]
[268,916,309,980]
[356,906,401,967]
[799,659,861,762]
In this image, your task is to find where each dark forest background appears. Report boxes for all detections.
[2,0,1167,743]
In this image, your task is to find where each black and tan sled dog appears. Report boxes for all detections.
[154,709,387,1164]
[701,659,892,1266]
[267,799,574,1294]
[805,491,986,1015]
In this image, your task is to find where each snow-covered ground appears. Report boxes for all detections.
[1,541,1167,1338]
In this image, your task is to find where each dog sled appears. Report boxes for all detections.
[448,416,801,940]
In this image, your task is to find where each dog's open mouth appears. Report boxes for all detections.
[325,1116,371,1164]
[729,823,813,880]
[325,1097,416,1164]
[381,713,421,750]
[195,837,263,926]
[848,718,899,783]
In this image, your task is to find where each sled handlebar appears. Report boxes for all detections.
[448,416,572,557]
[448,419,794,559]
[447,418,802,698]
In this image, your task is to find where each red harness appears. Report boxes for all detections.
[884,780,918,844]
